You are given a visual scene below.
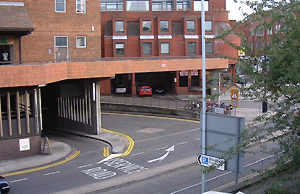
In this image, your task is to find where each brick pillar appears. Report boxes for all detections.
[131,73,136,96]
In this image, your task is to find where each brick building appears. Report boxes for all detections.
[0,0,239,159]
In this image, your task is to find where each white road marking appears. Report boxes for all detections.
[44,171,61,176]
[81,167,116,180]
[176,141,188,145]
[78,164,93,169]
[148,145,175,163]
[104,158,147,174]
[9,178,28,183]
[156,146,169,150]
[131,152,145,157]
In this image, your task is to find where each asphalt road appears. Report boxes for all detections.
[5,112,280,194]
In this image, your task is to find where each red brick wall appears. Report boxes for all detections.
[20,0,102,63]
[100,79,111,95]
[0,136,41,160]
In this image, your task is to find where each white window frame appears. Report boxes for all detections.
[115,43,125,56]
[55,0,66,13]
[54,36,68,48]
[160,42,170,55]
[54,36,69,60]
[76,36,87,48]
[76,0,86,13]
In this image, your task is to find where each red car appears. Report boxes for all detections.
[138,86,152,96]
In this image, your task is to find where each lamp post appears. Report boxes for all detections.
[201,0,207,193]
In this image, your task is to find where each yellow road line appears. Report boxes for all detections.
[103,147,110,157]
[103,112,200,124]
[1,151,80,177]
[101,128,135,157]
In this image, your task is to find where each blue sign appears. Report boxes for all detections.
[202,156,209,165]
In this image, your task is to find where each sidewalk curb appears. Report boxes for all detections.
[0,143,79,177]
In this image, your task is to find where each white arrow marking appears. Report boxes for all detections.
[148,145,175,163]
[97,153,122,164]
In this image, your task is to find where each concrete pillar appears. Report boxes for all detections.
[91,80,102,135]
[131,73,136,96]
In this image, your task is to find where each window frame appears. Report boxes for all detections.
[160,20,169,33]
[115,42,125,56]
[76,0,86,13]
[76,36,87,48]
[187,41,197,55]
[126,0,149,11]
[160,42,170,55]
[186,20,195,33]
[142,20,152,34]
[205,41,214,55]
[54,36,68,48]
[205,21,212,32]
[55,0,66,13]
[142,42,153,56]
[115,21,125,34]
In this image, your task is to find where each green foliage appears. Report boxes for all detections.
[221,0,300,192]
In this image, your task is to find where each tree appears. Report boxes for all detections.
[221,0,300,192]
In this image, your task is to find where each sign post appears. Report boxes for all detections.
[201,0,207,193]
[230,87,239,116]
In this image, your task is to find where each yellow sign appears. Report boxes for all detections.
[230,88,239,100]
[238,49,245,57]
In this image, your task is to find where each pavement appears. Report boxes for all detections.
[0,92,261,178]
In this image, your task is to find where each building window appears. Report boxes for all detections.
[205,42,213,55]
[126,0,149,11]
[142,21,152,33]
[55,36,68,47]
[76,36,86,48]
[160,42,170,55]
[194,0,208,11]
[100,0,123,11]
[177,0,192,11]
[76,0,86,13]
[143,42,152,55]
[0,45,13,65]
[160,21,169,33]
[172,21,184,36]
[205,21,212,32]
[152,0,173,11]
[55,0,66,12]
[115,43,125,56]
[186,21,195,33]
[188,42,196,55]
[115,21,124,33]
[127,21,140,36]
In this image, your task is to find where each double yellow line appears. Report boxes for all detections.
[102,128,135,157]
[1,151,80,177]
